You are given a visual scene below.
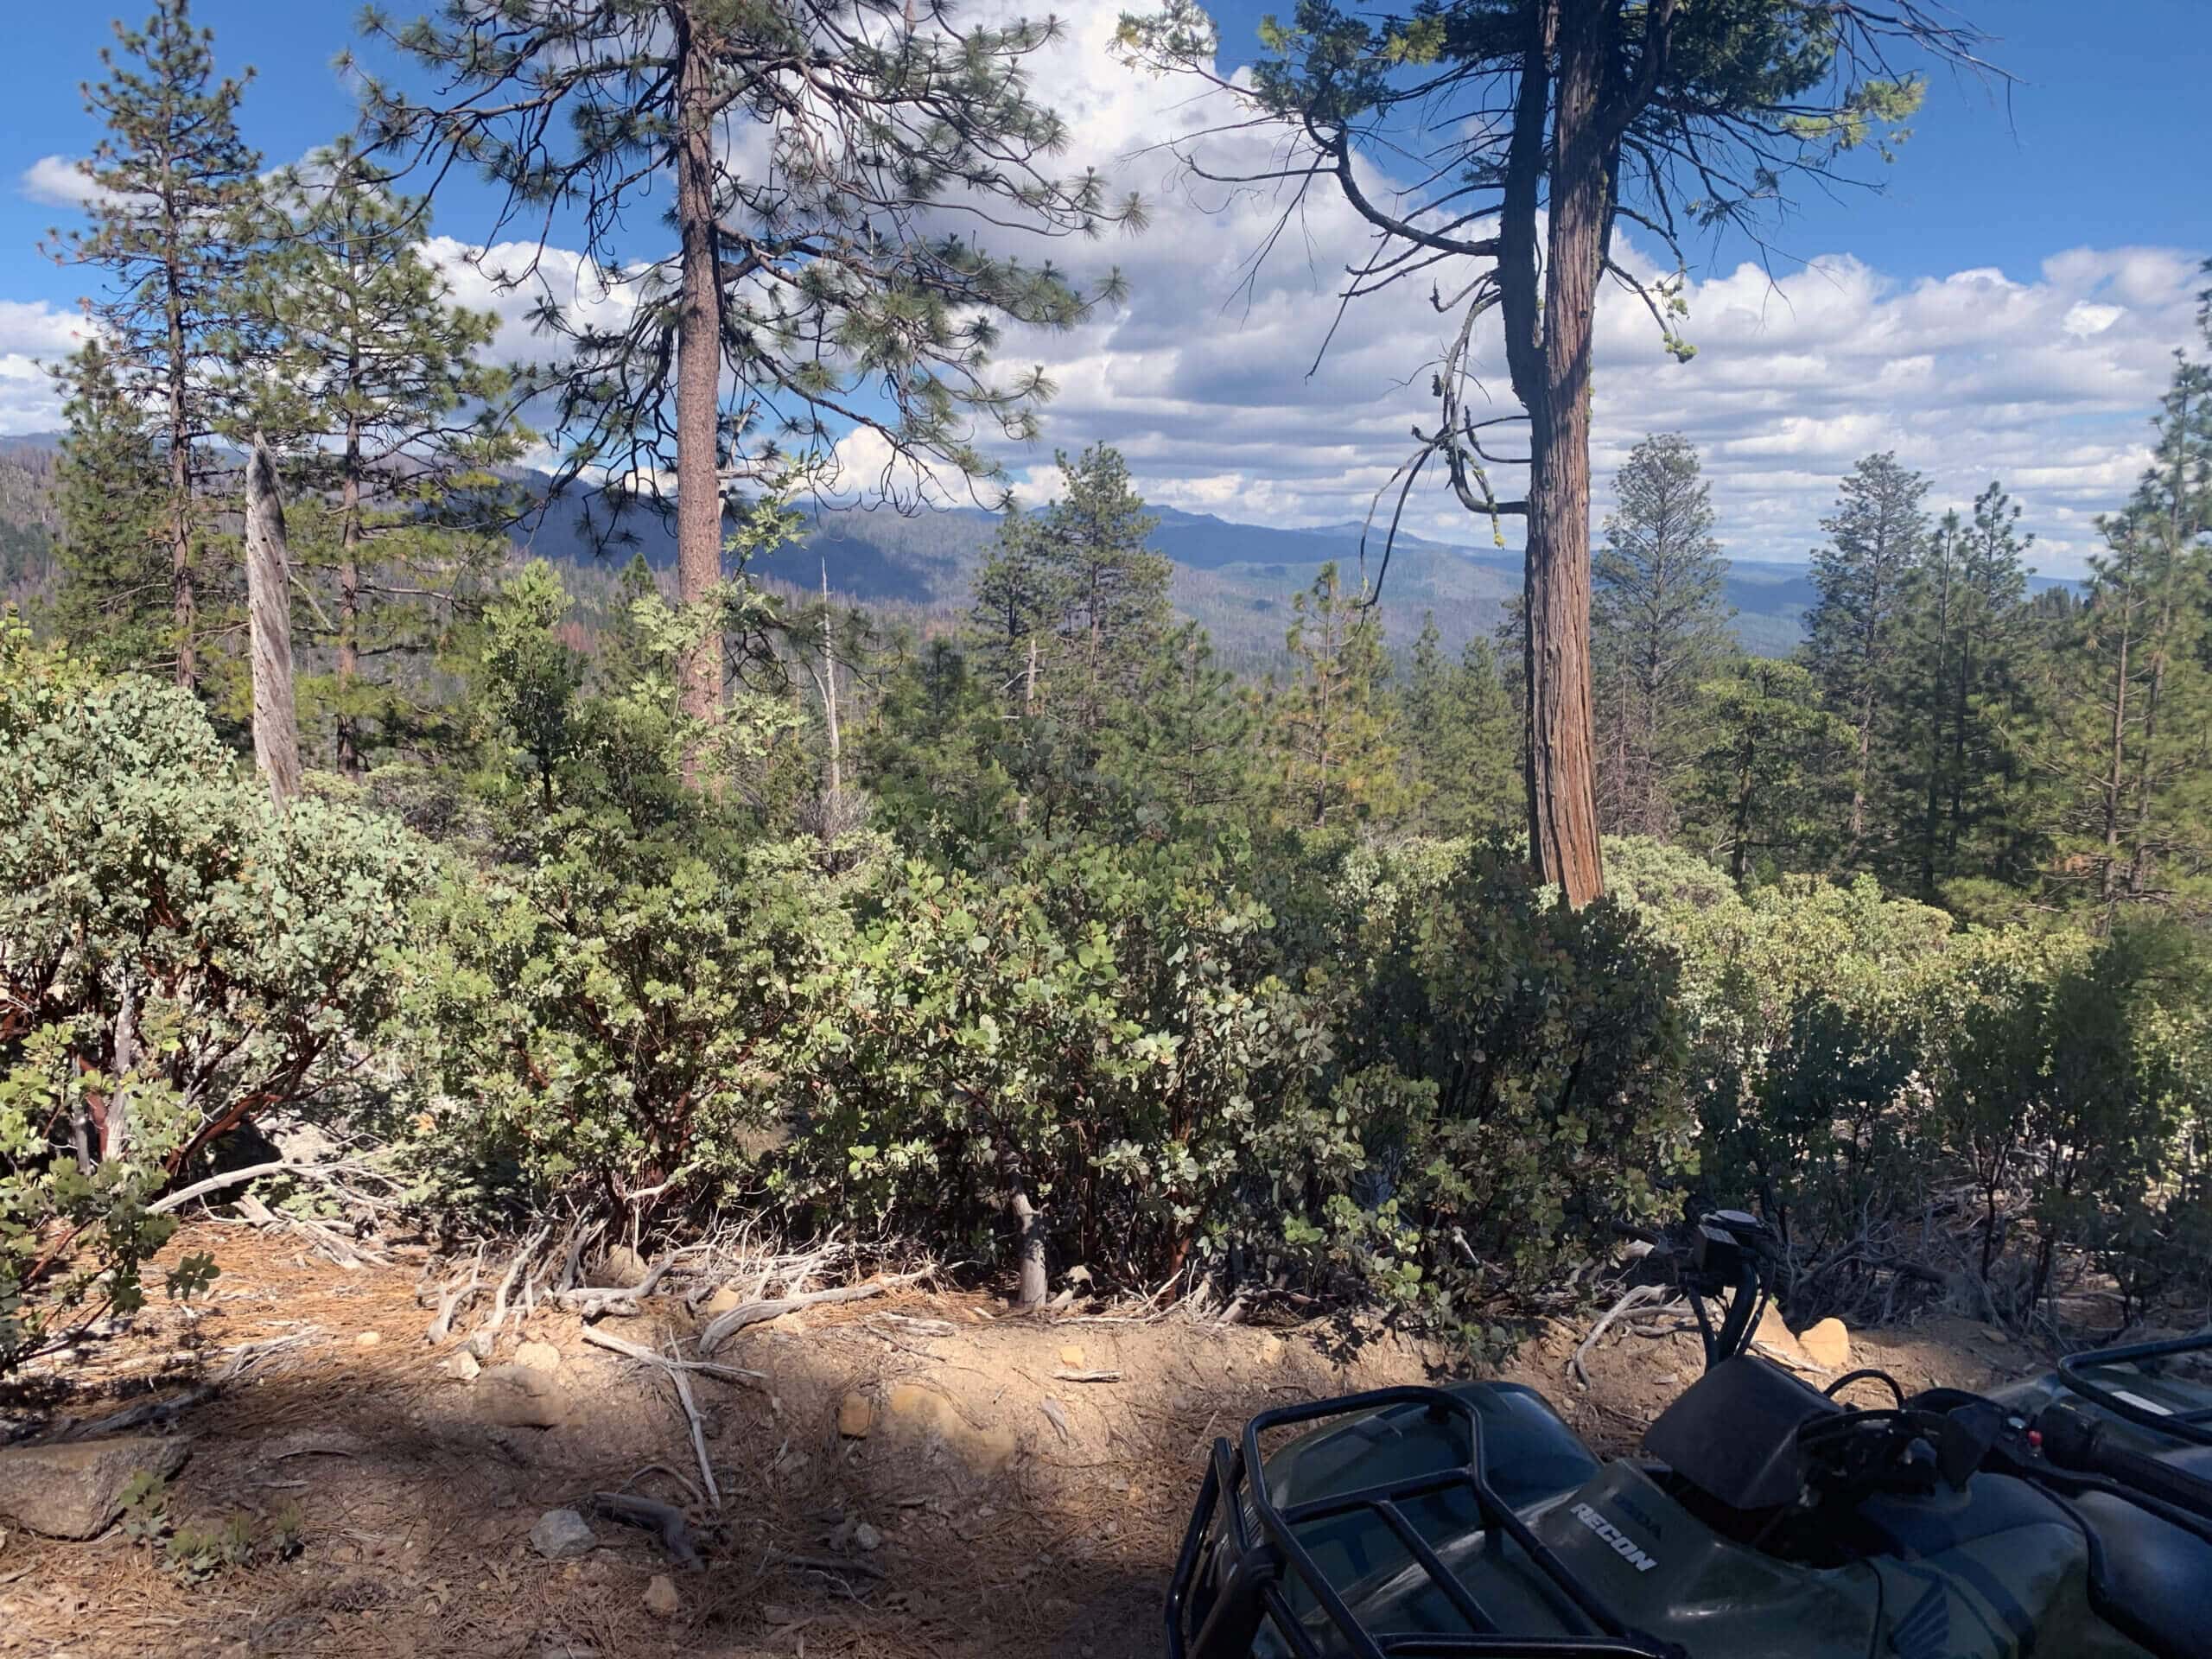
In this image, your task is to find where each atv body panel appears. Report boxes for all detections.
[1179,1372,2178,1659]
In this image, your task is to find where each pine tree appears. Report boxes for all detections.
[1803,452,1930,861]
[44,0,264,691]
[2030,345,2212,928]
[1111,622,1255,824]
[251,143,528,772]
[968,445,1171,823]
[1404,613,1521,836]
[362,0,1135,733]
[1270,563,1399,828]
[1688,659,1851,888]
[1592,433,1733,838]
[1903,482,2036,902]
[48,339,169,669]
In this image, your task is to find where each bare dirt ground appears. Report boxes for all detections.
[0,1226,2040,1659]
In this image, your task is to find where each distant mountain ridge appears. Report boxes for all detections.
[0,432,2068,667]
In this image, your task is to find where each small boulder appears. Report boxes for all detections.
[1799,1318,1852,1370]
[881,1382,1018,1477]
[701,1285,744,1318]
[354,1331,383,1349]
[836,1393,874,1439]
[642,1574,680,1618]
[529,1508,595,1560]
[477,1364,569,1429]
[594,1246,649,1288]
[1752,1304,1807,1363]
[853,1522,883,1552]
[0,1436,190,1539]
[1057,1345,1085,1368]
[513,1340,562,1375]
[443,1350,481,1382]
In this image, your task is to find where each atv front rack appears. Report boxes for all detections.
[2058,1329,2212,1447]
[1165,1387,1680,1659]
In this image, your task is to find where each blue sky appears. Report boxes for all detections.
[2,1,2207,574]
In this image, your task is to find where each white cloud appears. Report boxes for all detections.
[0,302,92,433]
[18,155,113,211]
[3,3,2199,576]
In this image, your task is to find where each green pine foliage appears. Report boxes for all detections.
[44,0,267,691]
[1593,434,1735,837]
[249,143,530,772]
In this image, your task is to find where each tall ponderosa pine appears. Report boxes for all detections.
[251,144,527,772]
[1592,433,1732,838]
[363,0,1136,733]
[1804,451,1929,860]
[2031,341,2212,928]
[46,0,264,690]
[1126,0,1987,904]
[48,340,168,669]
[970,444,1170,736]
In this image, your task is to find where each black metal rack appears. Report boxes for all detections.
[1163,1386,1681,1659]
[2057,1329,2212,1447]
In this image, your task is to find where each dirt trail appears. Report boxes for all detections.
[0,1228,2038,1659]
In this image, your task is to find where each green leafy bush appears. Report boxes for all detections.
[0,622,424,1367]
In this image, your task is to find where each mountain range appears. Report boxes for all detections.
[0,432,2069,669]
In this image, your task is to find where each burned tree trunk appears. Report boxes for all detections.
[244,435,301,810]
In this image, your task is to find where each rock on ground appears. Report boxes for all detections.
[513,1339,562,1374]
[476,1363,569,1428]
[529,1508,595,1560]
[0,1435,190,1539]
[1800,1318,1853,1370]
[836,1393,874,1438]
[643,1574,680,1618]
[594,1245,649,1288]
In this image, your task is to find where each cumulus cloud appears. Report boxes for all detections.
[17,155,111,211]
[0,302,92,434]
[962,0,2202,576]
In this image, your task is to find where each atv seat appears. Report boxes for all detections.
[1643,1356,1840,1511]
[2073,1489,2212,1659]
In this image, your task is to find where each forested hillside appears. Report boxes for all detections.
[0,429,2024,667]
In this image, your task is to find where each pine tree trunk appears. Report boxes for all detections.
[672,4,724,743]
[819,557,842,822]
[337,403,364,777]
[1520,6,1605,906]
[1008,1185,1047,1310]
[165,268,194,692]
[245,436,301,810]
[2099,605,2133,931]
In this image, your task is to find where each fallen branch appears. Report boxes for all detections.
[548,1251,679,1321]
[578,1327,732,1510]
[425,1250,484,1345]
[591,1491,700,1570]
[149,1160,366,1216]
[1572,1284,1670,1389]
[60,1332,316,1440]
[764,1547,887,1582]
[580,1325,766,1388]
[1050,1370,1121,1383]
[699,1268,931,1354]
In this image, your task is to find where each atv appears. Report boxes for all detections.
[1165,1211,2212,1658]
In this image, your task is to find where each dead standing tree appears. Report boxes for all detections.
[1123,0,1995,904]
[244,435,301,809]
[357,0,1141,754]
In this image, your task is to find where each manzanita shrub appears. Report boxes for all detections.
[0,624,423,1367]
